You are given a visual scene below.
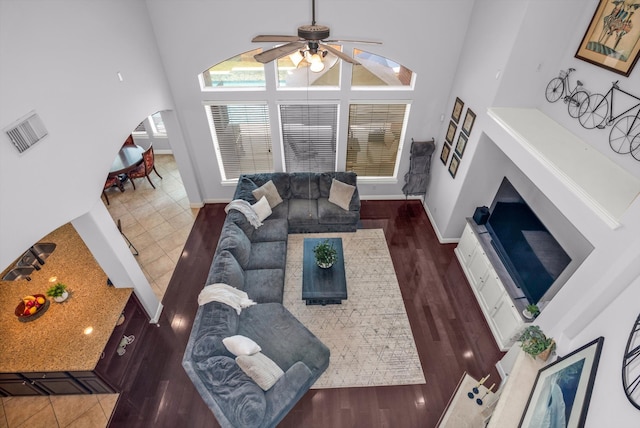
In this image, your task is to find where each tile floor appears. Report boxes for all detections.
[0,154,196,427]
[102,153,198,301]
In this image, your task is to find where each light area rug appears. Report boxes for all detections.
[283,229,426,389]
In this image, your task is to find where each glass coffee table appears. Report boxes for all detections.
[302,238,347,305]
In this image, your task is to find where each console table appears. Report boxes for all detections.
[455,219,528,350]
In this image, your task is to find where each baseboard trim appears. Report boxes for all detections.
[421,201,458,244]
[150,302,164,324]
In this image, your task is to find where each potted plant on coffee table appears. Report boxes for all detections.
[313,239,338,269]
[519,325,555,361]
[47,282,69,303]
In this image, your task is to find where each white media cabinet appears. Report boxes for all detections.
[454,219,531,351]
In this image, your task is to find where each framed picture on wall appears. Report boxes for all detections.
[519,337,604,428]
[462,109,476,136]
[455,132,468,158]
[448,155,460,178]
[445,120,457,145]
[451,97,464,123]
[575,0,640,77]
[440,143,451,165]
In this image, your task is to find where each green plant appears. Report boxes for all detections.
[526,304,540,317]
[519,325,554,357]
[313,239,337,267]
[46,282,67,298]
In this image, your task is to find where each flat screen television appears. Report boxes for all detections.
[485,201,571,304]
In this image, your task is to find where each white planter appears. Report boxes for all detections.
[53,291,69,303]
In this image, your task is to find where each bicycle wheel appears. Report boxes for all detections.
[545,78,564,103]
[567,90,590,118]
[579,93,608,129]
[631,133,640,161]
[609,115,640,154]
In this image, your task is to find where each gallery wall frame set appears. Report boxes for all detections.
[575,0,640,77]
[519,337,604,428]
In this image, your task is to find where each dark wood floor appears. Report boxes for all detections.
[109,200,503,428]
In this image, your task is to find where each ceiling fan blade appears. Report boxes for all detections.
[252,35,302,43]
[322,44,360,65]
[324,39,382,45]
[254,41,307,63]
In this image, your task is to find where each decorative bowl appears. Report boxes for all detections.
[15,294,50,322]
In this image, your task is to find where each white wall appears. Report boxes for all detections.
[145,0,476,202]
[0,0,175,269]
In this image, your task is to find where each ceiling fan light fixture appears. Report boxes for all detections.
[290,50,305,67]
[309,59,325,73]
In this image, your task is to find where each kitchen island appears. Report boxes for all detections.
[0,223,146,395]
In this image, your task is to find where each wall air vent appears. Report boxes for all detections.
[4,111,48,154]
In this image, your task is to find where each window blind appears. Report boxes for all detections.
[346,104,407,177]
[280,104,338,172]
[207,104,273,180]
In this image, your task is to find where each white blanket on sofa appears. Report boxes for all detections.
[198,283,256,314]
[225,199,262,229]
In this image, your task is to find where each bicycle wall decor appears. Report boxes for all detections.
[545,69,640,161]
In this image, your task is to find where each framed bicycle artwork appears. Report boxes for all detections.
[575,0,640,77]
[451,97,464,123]
[445,120,456,145]
[440,143,451,165]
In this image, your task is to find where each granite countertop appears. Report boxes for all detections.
[0,223,132,373]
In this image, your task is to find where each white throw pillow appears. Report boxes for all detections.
[251,196,272,222]
[236,352,285,391]
[222,335,261,356]
[328,179,356,211]
[252,180,283,208]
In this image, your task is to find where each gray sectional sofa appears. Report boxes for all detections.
[183,172,360,428]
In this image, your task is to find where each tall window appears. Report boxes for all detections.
[351,49,414,87]
[206,104,273,180]
[347,104,408,177]
[280,104,338,172]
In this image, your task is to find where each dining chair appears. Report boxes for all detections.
[122,134,135,147]
[102,175,123,205]
[128,144,163,189]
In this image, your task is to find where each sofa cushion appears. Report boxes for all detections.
[252,180,283,209]
[244,269,285,303]
[191,302,239,362]
[239,303,331,377]
[223,335,262,356]
[252,196,272,221]
[288,199,319,227]
[234,176,258,204]
[263,362,314,424]
[236,352,285,391]
[318,198,360,225]
[269,199,289,220]
[328,178,356,210]
[249,218,288,243]
[246,241,287,270]
[196,356,266,428]
[290,173,320,199]
[208,250,246,290]
[225,210,255,241]
[218,222,252,268]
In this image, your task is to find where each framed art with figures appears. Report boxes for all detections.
[575,0,640,76]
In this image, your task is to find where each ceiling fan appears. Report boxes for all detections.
[251,0,381,71]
